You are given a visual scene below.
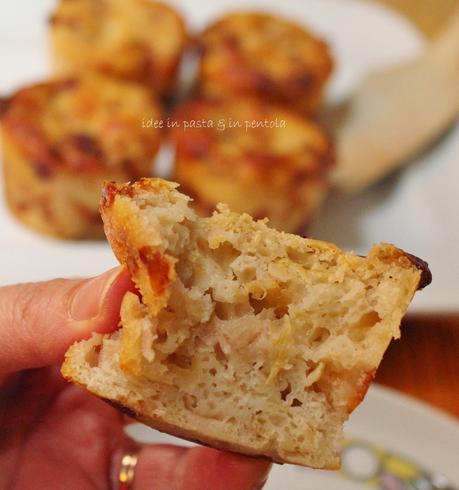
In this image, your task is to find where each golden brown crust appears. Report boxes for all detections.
[198,12,333,114]
[0,76,162,239]
[50,0,188,95]
[170,97,334,232]
[370,246,432,290]
[100,179,179,310]
[345,371,375,413]
[403,252,432,290]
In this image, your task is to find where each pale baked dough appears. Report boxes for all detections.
[62,178,430,468]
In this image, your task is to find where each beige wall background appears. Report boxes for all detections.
[373,0,458,37]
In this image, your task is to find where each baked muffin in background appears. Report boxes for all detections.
[0,74,162,239]
[171,97,334,233]
[198,12,333,115]
[50,0,187,96]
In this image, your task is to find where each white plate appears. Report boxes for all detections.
[126,384,459,489]
[0,0,457,312]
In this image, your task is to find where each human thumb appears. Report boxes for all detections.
[0,267,135,375]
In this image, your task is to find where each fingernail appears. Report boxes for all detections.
[70,267,126,321]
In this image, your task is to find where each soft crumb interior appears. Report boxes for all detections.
[82,187,417,467]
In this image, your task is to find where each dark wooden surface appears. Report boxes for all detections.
[375,314,459,419]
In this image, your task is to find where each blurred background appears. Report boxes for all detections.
[0,1,458,489]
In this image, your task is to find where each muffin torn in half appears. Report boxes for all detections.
[62,178,431,469]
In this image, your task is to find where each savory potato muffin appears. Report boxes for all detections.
[198,12,333,114]
[62,178,430,469]
[0,74,162,239]
[171,97,333,233]
[50,0,187,96]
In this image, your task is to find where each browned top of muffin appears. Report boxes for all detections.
[199,12,333,110]
[171,96,334,186]
[0,75,162,177]
[50,0,187,94]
